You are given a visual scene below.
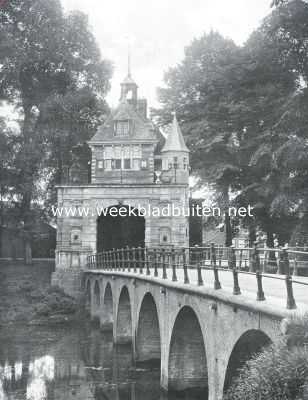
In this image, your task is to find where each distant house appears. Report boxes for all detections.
[203,224,226,246]
[203,219,249,248]
[0,221,56,259]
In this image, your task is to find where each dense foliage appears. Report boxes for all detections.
[0,0,112,234]
[152,0,308,245]
[224,344,308,400]
[224,315,308,400]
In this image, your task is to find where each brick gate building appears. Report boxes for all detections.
[52,70,190,295]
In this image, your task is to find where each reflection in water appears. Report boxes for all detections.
[27,356,55,400]
[0,324,206,400]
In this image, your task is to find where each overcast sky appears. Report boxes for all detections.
[68,1,269,107]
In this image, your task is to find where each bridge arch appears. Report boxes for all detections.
[168,306,208,394]
[136,293,161,364]
[85,279,91,311]
[116,286,132,344]
[101,282,114,331]
[223,329,272,393]
[93,280,101,308]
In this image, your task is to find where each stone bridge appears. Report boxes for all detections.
[82,246,308,400]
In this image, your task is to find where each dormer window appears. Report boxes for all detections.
[115,120,130,137]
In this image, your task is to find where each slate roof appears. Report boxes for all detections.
[161,113,189,153]
[89,100,159,144]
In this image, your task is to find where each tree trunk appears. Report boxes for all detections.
[25,238,32,265]
[21,101,34,265]
[266,230,277,268]
[221,185,232,247]
[225,212,233,247]
[248,223,256,247]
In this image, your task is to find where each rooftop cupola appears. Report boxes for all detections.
[120,53,138,107]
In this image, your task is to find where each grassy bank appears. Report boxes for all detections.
[0,262,82,325]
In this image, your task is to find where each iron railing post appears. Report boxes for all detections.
[126,246,130,272]
[293,253,298,276]
[197,249,203,286]
[284,248,290,276]
[154,248,158,277]
[278,248,284,274]
[162,249,167,279]
[133,248,137,273]
[146,248,151,276]
[117,249,121,270]
[171,248,177,282]
[230,247,241,295]
[138,247,143,274]
[121,248,125,271]
[211,243,221,290]
[286,275,296,309]
[112,249,115,270]
[256,271,265,301]
[232,268,241,295]
[183,248,189,284]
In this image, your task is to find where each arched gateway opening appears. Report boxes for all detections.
[223,329,271,393]
[97,205,145,252]
[168,306,208,396]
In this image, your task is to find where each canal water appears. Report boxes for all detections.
[0,264,207,400]
[0,324,208,400]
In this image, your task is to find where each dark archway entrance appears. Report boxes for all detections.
[97,205,145,252]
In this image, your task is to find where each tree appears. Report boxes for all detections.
[239,0,308,245]
[153,2,308,246]
[0,0,112,260]
[152,32,245,246]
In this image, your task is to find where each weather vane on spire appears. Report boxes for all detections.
[128,46,131,77]
[124,34,134,78]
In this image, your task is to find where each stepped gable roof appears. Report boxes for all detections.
[161,113,189,153]
[89,100,158,144]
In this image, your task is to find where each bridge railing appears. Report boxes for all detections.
[86,245,308,310]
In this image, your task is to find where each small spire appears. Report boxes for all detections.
[161,112,190,153]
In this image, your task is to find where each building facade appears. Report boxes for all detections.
[52,70,190,296]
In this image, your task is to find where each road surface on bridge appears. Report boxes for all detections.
[177,268,308,311]
[88,267,308,315]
